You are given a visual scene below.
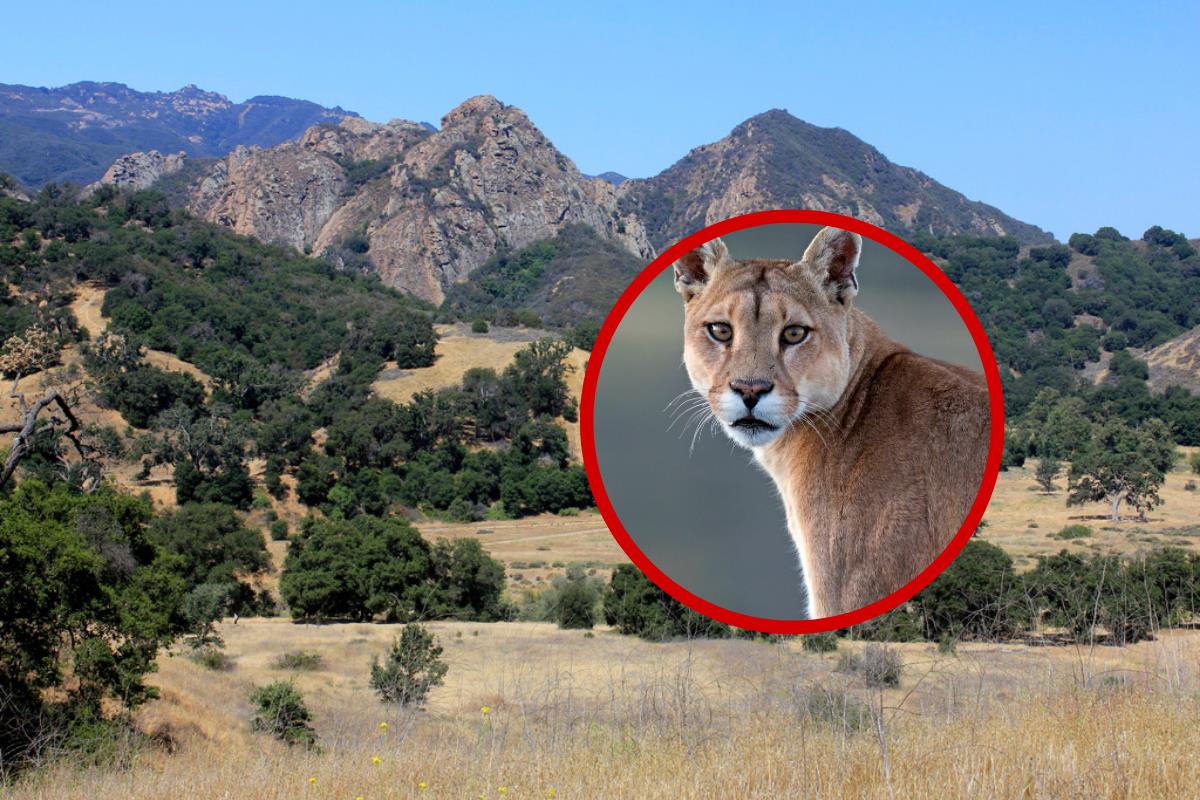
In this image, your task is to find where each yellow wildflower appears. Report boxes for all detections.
[371,755,382,765]
[481,705,491,715]
[498,788,507,795]
[378,721,389,730]
[419,782,427,790]
[308,776,317,785]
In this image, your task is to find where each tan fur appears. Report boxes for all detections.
[674,227,990,618]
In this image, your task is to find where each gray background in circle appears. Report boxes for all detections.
[592,223,984,620]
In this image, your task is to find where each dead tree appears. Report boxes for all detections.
[0,327,98,492]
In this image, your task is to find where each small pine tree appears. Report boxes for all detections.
[1034,457,1060,492]
[249,681,318,748]
[370,624,449,707]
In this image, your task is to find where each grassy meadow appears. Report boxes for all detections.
[12,449,1200,798]
[16,618,1200,798]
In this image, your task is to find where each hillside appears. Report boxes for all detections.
[0,81,355,187]
[440,223,644,325]
[1144,324,1200,393]
[618,109,1054,248]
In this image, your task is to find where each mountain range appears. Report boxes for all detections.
[2,82,1054,304]
[0,81,355,187]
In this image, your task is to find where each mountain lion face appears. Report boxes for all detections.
[674,227,863,449]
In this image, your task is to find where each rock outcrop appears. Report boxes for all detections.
[86,150,186,195]
[173,97,653,303]
[188,144,348,251]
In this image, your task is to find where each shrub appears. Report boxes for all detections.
[914,539,1026,641]
[1190,453,1200,475]
[273,651,323,671]
[604,564,730,641]
[189,645,233,671]
[269,519,289,541]
[554,568,601,629]
[838,645,902,688]
[1055,524,1092,540]
[249,681,317,748]
[251,489,273,510]
[370,624,448,707]
[471,318,489,334]
[801,632,839,653]
[937,633,958,656]
[1186,480,1197,492]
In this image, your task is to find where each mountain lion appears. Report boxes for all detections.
[673,227,990,618]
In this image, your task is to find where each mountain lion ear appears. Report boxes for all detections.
[800,227,861,304]
[673,237,731,303]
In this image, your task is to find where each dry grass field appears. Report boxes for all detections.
[979,449,1200,570]
[15,618,1200,798]
[417,512,625,588]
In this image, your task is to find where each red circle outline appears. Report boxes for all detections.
[580,210,1005,634]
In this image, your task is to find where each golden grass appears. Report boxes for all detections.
[979,450,1200,570]
[416,512,626,587]
[17,618,1200,798]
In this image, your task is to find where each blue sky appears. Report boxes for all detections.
[3,1,1196,240]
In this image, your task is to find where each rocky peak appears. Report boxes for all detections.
[441,95,508,128]
[620,108,1052,248]
[168,96,651,303]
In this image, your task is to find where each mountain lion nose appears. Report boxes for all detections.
[730,379,774,410]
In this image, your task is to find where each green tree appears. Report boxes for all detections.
[369,624,448,707]
[504,338,577,419]
[603,564,730,641]
[149,503,269,586]
[181,581,233,649]
[1034,457,1061,492]
[280,516,432,621]
[1067,418,1175,522]
[428,538,509,621]
[0,481,188,771]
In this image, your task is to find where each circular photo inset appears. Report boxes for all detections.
[582,211,1003,632]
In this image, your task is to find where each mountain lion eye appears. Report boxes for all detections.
[706,322,733,343]
[781,325,810,346]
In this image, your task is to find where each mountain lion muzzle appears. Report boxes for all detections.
[673,227,990,618]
